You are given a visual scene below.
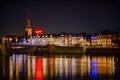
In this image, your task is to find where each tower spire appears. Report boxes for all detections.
[26,11,31,28]
[25,12,32,39]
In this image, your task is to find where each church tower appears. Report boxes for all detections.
[25,15,32,39]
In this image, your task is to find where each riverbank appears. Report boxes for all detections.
[86,47,120,54]
[2,43,120,55]
[34,45,84,54]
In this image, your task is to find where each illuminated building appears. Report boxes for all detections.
[112,33,120,46]
[91,31,120,47]
[27,33,90,47]
[2,35,24,45]
[25,16,32,39]
[2,18,120,48]
[91,36,98,46]
[97,34,112,47]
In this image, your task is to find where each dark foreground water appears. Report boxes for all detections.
[0,53,120,80]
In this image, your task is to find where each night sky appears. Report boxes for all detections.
[0,0,120,38]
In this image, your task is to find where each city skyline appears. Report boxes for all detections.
[0,0,120,38]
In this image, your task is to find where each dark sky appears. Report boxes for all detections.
[0,0,120,38]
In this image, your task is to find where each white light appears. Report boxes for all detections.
[45,35,48,38]
[16,38,18,42]
[50,35,53,37]
[9,38,12,42]
[61,34,64,37]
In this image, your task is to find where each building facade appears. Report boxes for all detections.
[91,31,120,47]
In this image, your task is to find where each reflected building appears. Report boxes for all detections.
[9,56,13,80]
[43,56,48,80]
[9,54,116,80]
[32,56,36,79]
[49,56,54,80]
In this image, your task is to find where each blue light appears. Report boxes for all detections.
[23,54,26,76]
[90,60,98,79]
[12,54,16,73]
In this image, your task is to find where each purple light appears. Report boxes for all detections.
[91,36,97,40]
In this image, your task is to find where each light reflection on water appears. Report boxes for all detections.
[8,53,117,80]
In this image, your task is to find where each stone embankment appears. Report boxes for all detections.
[86,47,120,54]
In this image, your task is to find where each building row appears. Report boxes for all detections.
[2,31,120,47]
[1,16,120,47]
[91,31,120,47]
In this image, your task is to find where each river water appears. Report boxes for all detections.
[0,53,120,80]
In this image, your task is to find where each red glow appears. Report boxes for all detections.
[35,28,43,35]
[36,57,43,80]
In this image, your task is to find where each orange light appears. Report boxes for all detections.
[50,56,53,71]
[50,56,54,78]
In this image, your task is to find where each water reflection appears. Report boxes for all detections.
[36,57,43,80]
[8,54,116,80]
[65,57,68,80]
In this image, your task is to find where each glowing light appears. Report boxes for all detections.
[32,56,36,78]
[9,38,12,42]
[23,55,27,76]
[35,28,43,35]
[60,56,62,79]
[65,57,68,80]
[9,57,13,80]
[50,35,53,37]
[36,57,43,80]
[43,57,48,79]
[91,36,97,40]
[27,56,31,79]
[16,38,18,42]
[12,54,16,73]
[72,57,75,80]
[45,35,48,37]
[90,60,98,79]
[50,56,54,77]
[16,55,19,80]
[55,57,59,76]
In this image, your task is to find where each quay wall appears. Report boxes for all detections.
[86,47,120,54]
[2,42,120,55]
[48,45,84,53]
